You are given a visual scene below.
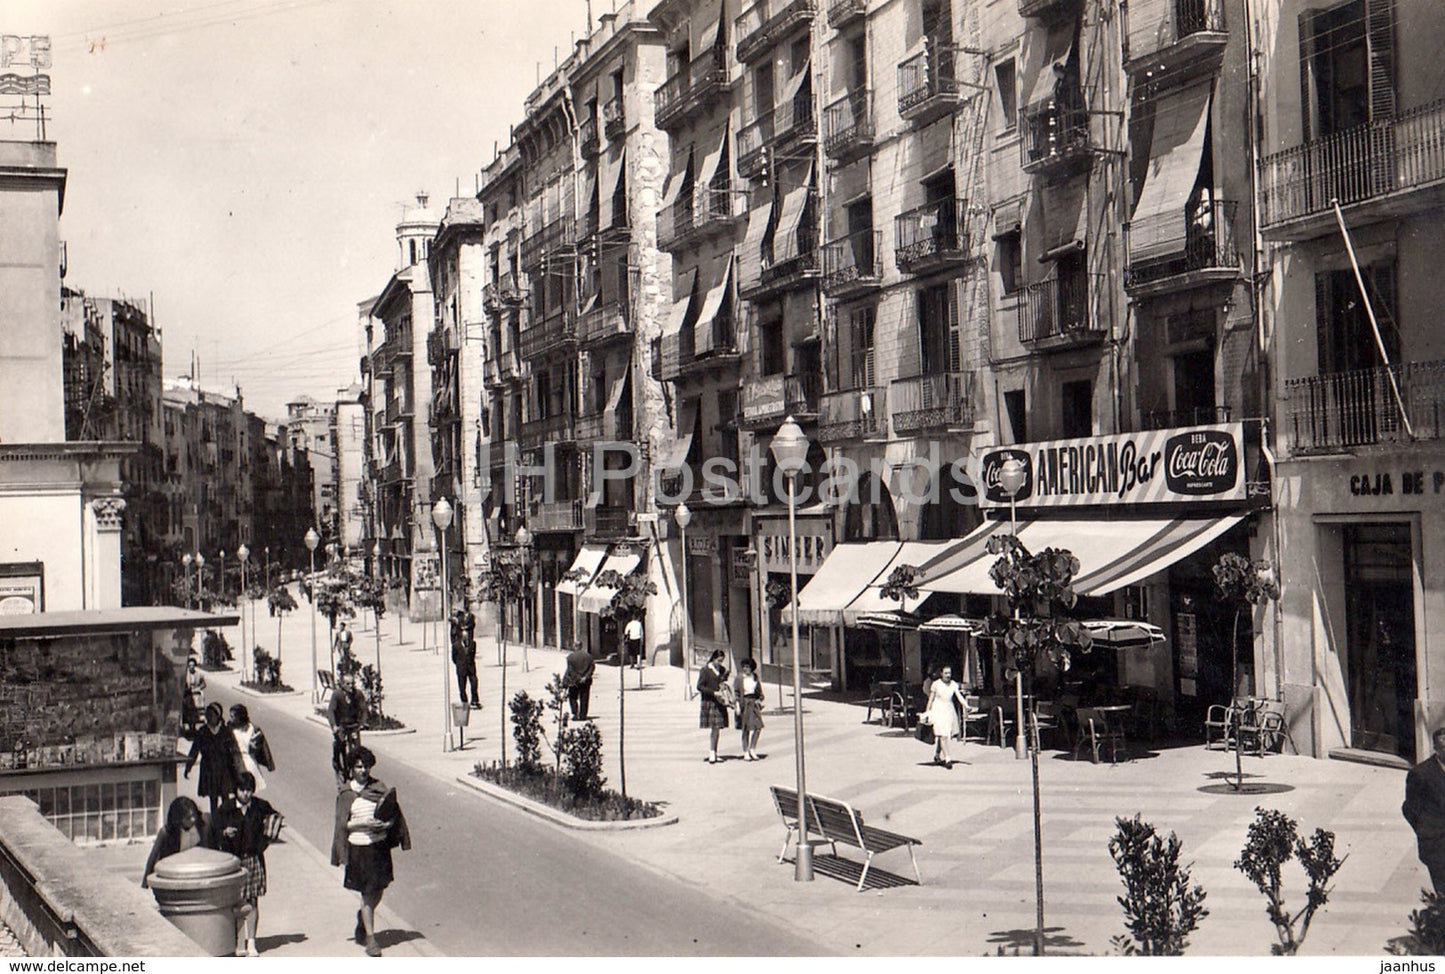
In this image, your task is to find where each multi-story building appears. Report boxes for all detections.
[286,394,338,539]
[333,386,368,552]
[1258,0,1445,764]
[478,3,677,659]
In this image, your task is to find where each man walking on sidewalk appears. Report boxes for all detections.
[1404,726,1445,892]
[624,617,644,668]
[562,647,595,720]
[451,609,479,708]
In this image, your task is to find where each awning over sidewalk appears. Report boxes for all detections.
[916,515,1246,597]
[839,540,954,625]
[577,547,643,614]
[779,541,899,627]
[555,544,610,596]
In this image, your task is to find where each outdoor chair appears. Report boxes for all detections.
[1203,702,1238,750]
[962,695,989,742]
[1074,707,1127,763]
[985,698,1015,749]
[1030,701,1067,750]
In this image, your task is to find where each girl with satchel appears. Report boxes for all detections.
[696,650,730,764]
[734,657,765,760]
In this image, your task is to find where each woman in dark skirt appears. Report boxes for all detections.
[697,650,731,764]
[734,657,765,760]
[211,772,279,957]
[184,702,240,816]
[331,746,410,957]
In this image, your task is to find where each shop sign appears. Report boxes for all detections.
[977,423,1245,508]
[741,375,786,423]
[412,552,440,592]
[730,548,754,586]
[0,584,36,614]
[1347,468,1445,498]
[687,536,717,556]
[758,518,832,574]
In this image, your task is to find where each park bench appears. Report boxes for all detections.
[768,785,923,891]
[317,669,335,702]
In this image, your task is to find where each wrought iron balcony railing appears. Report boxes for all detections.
[603,97,625,140]
[1259,97,1445,233]
[519,413,576,446]
[828,0,866,29]
[824,88,873,160]
[1019,273,1105,345]
[819,386,886,441]
[577,301,629,346]
[656,48,726,130]
[1142,405,1232,431]
[898,46,962,124]
[659,182,743,250]
[579,116,599,157]
[895,197,968,272]
[890,371,975,434]
[1020,98,1094,174]
[736,0,816,64]
[1285,360,1445,453]
[1124,199,1242,293]
[590,504,632,539]
[786,371,822,417]
[519,310,576,359]
[521,217,576,269]
[1125,0,1227,75]
[532,500,584,533]
[737,110,777,177]
[822,228,883,295]
[499,274,527,304]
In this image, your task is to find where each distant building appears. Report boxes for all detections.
[333,386,367,551]
[286,393,337,538]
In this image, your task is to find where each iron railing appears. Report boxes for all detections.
[532,500,583,532]
[827,0,866,28]
[579,116,599,156]
[823,228,882,293]
[895,197,968,271]
[1259,98,1445,228]
[1019,273,1104,344]
[1124,199,1241,289]
[898,45,959,119]
[1285,360,1445,452]
[603,97,625,139]
[519,310,576,359]
[819,387,886,441]
[591,505,632,539]
[1142,405,1232,431]
[577,301,629,345]
[1021,98,1092,172]
[656,48,726,129]
[890,372,975,433]
[736,0,817,64]
[786,372,822,416]
[824,88,873,158]
[737,110,776,176]
[521,217,575,269]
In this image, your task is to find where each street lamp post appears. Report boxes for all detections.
[195,553,205,610]
[675,503,693,701]
[219,550,226,604]
[264,547,271,591]
[305,528,320,704]
[771,416,813,882]
[373,542,383,684]
[515,526,531,673]
[237,545,250,682]
[182,553,193,610]
[434,498,456,751]
[999,458,1028,762]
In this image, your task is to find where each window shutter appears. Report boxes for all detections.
[1314,270,1332,374]
[947,281,963,373]
[1367,0,1396,121]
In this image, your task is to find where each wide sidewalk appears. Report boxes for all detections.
[202,596,1425,957]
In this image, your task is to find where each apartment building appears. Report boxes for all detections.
[1257,0,1445,764]
[333,386,368,552]
[286,394,338,538]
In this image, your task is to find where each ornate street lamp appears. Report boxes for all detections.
[237,545,250,682]
[182,553,193,611]
[999,457,1028,761]
[770,416,813,882]
[675,502,693,701]
[305,528,320,703]
[514,525,532,672]
[195,553,205,609]
[433,498,455,751]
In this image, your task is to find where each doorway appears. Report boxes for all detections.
[1343,522,1417,761]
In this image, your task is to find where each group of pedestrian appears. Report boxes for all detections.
[696,651,765,763]
[184,700,275,816]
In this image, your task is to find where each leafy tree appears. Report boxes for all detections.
[1109,815,1209,955]
[1233,807,1345,955]
[266,585,298,672]
[1212,554,1282,790]
[200,629,233,669]
[509,690,545,773]
[480,553,529,766]
[596,565,657,802]
[1388,889,1445,955]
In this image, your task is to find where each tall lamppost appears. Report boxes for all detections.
[182,553,193,610]
[195,553,205,610]
[237,545,250,682]
[434,498,455,751]
[999,457,1028,762]
[675,502,694,700]
[515,526,531,672]
[305,528,320,704]
[264,546,271,591]
[771,416,813,882]
[373,541,384,681]
[219,550,227,604]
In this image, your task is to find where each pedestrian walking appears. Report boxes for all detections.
[331,747,410,958]
[562,646,595,720]
[182,658,206,738]
[924,665,968,768]
[212,772,281,957]
[1403,726,1445,892]
[333,620,354,663]
[734,657,765,760]
[327,670,367,786]
[229,704,275,793]
[142,797,212,888]
[185,702,241,816]
[451,610,479,708]
[697,650,731,764]
[624,616,644,667]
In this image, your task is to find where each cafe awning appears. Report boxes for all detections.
[1129,80,1213,263]
[780,541,900,627]
[577,547,644,614]
[917,515,1246,597]
[556,543,610,596]
[840,540,954,625]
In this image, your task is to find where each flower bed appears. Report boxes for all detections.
[239,680,296,694]
[310,707,406,732]
[472,762,662,822]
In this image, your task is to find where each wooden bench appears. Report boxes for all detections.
[317,669,335,702]
[769,785,922,891]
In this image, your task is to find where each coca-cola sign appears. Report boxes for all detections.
[979,450,1033,504]
[1164,429,1238,495]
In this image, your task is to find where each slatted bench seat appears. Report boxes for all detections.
[317,669,335,702]
[769,785,922,891]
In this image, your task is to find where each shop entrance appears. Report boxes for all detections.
[1343,523,1417,761]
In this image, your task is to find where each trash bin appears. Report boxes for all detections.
[147,846,249,956]
[451,702,471,727]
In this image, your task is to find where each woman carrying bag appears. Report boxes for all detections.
[923,665,968,768]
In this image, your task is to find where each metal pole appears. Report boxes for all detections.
[442,535,453,752]
[309,549,318,704]
[681,523,692,700]
[1012,495,1026,761]
[788,476,812,882]
[239,560,247,682]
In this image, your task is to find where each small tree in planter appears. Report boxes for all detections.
[1233,806,1345,955]
[510,690,546,773]
[480,553,529,766]
[358,663,387,725]
[1212,553,1281,790]
[596,565,657,803]
[1109,814,1210,955]
[251,645,284,690]
[200,629,234,670]
[1388,890,1445,955]
[266,585,298,674]
[543,674,569,769]
[560,721,606,802]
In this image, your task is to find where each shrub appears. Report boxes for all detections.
[1234,807,1345,955]
[337,647,362,682]
[251,646,283,689]
[561,721,605,800]
[1389,889,1445,955]
[359,663,385,722]
[200,629,233,668]
[510,690,545,772]
[543,675,568,768]
[1108,814,1209,955]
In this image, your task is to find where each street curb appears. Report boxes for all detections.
[233,684,306,699]
[304,713,417,737]
[453,774,680,832]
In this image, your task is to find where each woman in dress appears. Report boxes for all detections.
[734,657,765,761]
[696,650,730,764]
[331,746,410,958]
[142,796,211,887]
[925,665,969,768]
[182,658,206,738]
[211,771,279,957]
[229,704,275,793]
[184,702,241,816]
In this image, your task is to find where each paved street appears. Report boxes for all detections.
[147,592,1434,956]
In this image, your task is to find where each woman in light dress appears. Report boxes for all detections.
[229,703,274,792]
[924,665,968,768]
[733,657,765,760]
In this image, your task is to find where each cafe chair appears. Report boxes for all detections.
[1030,701,1067,751]
[962,695,989,742]
[1074,707,1127,764]
[985,699,1015,749]
[1203,702,1238,750]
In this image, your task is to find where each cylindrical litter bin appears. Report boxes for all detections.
[451,702,471,727]
[147,846,249,956]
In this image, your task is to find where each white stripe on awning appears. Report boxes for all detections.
[694,256,732,358]
[840,540,954,625]
[772,163,815,263]
[1024,17,1077,109]
[556,543,610,596]
[598,147,621,229]
[780,541,900,627]
[917,516,1245,597]
[696,131,726,199]
[1129,80,1213,263]
[578,548,643,614]
[660,147,693,211]
[737,196,774,291]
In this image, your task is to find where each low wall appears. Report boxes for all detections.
[0,796,204,957]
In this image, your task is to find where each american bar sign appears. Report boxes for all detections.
[976,423,1245,508]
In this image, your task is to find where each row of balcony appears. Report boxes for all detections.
[656,48,726,131]
[519,310,576,360]
[529,500,633,539]
[658,183,744,251]
[576,301,629,346]
[735,0,815,65]
[520,216,576,270]
[737,88,815,178]
[1286,360,1445,453]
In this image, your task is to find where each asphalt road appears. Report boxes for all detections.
[213,683,829,956]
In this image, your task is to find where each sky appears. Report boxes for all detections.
[4,0,610,421]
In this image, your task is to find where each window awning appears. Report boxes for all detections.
[1129,80,1213,263]
[916,515,1246,597]
[578,548,643,614]
[780,64,811,113]
[1127,0,1175,65]
[659,267,697,380]
[1024,17,1077,109]
[992,200,1023,239]
[696,130,727,196]
[780,541,901,627]
[696,14,721,54]
[839,540,954,625]
[737,197,774,291]
[654,398,698,472]
[772,163,815,262]
[660,147,693,211]
[694,256,733,357]
[599,371,628,441]
[556,543,610,596]
[599,147,624,229]
[1040,176,1088,260]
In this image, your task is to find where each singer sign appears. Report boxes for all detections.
[976,423,1245,508]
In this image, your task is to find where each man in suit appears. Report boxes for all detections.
[451,609,479,708]
[561,647,595,720]
[1403,726,1445,892]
